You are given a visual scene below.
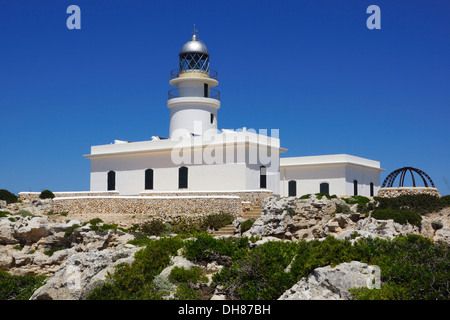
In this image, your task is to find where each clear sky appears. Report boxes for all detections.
[0,0,449,195]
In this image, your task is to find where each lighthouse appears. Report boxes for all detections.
[168,29,220,139]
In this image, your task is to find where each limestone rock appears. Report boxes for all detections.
[278,261,380,300]
[15,216,52,244]
[0,219,19,245]
[30,247,139,300]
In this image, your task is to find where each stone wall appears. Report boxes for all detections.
[18,191,120,201]
[139,190,273,207]
[377,187,441,198]
[51,196,242,217]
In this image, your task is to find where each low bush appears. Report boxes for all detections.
[0,211,10,218]
[0,270,47,300]
[441,195,450,206]
[374,194,447,215]
[371,209,422,227]
[213,240,300,300]
[334,203,352,214]
[352,235,450,300]
[343,195,371,206]
[315,193,337,200]
[87,232,449,300]
[203,212,234,231]
[39,190,55,199]
[184,234,249,265]
[140,220,170,236]
[168,266,207,285]
[240,219,255,232]
[0,189,18,204]
[87,237,184,300]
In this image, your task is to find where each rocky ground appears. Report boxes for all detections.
[0,195,449,300]
[239,195,450,244]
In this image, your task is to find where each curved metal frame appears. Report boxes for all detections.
[381,167,435,188]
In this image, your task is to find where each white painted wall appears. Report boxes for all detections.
[279,154,384,197]
[344,165,380,197]
[280,165,346,197]
[169,104,218,137]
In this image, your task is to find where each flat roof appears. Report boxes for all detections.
[84,130,286,159]
[280,154,384,171]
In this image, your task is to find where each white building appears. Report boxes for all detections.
[280,154,383,197]
[84,31,384,198]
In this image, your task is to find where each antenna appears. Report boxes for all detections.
[193,24,198,36]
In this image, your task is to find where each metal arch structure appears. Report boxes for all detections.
[381,167,436,188]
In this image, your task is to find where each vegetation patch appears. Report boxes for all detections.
[85,231,449,301]
[39,190,55,200]
[87,237,184,300]
[0,189,18,204]
[371,209,422,227]
[0,270,47,300]
[240,219,255,232]
[374,194,449,215]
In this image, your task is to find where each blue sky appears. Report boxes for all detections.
[0,0,449,195]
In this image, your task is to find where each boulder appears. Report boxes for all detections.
[278,261,380,300]
[0,219,19,245]
[15,217,52,244]
[30,247,139,300]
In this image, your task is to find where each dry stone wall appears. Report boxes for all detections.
[19,191,120,201]
[377,187,440,198]
[51,196,242,217]
[139,190,273,207]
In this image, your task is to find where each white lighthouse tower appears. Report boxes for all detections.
[168,29,220,139]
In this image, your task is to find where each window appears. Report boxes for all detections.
[145,169,154,190]
[288,180,297,197]
[179,167,188,189]
[210,113,214,124]
[353,180,358,196]
[107,171,116,191]
[370,182,374,197]
[260,166,267,189]
[320,182,329,195]
[204,83,209,97]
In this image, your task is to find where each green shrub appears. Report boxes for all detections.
[44,246,66,257]
[213,240,299,300]
[174,283,199,300]
[0,189,18,204]
[374,194,445,215]
[315,193,337,200]
[171,217,205,236]
[39,190,55,199]
[352,235,450,300]
[334,203,352,214]
[0,270,47,300]
[343,195,371,206]
[441,195,450,207]
[240,219,255,232]
[298,194,311,199]
[203,212,234,231]
[16,210,34,217]
[184,234,249,265]
[140,220,170,236]
[64,224,81,238]
[87,237,184,300]
[168,266,207,285]
[289,236,361,283]
[0,211,10,218]
[371,209,422,227]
